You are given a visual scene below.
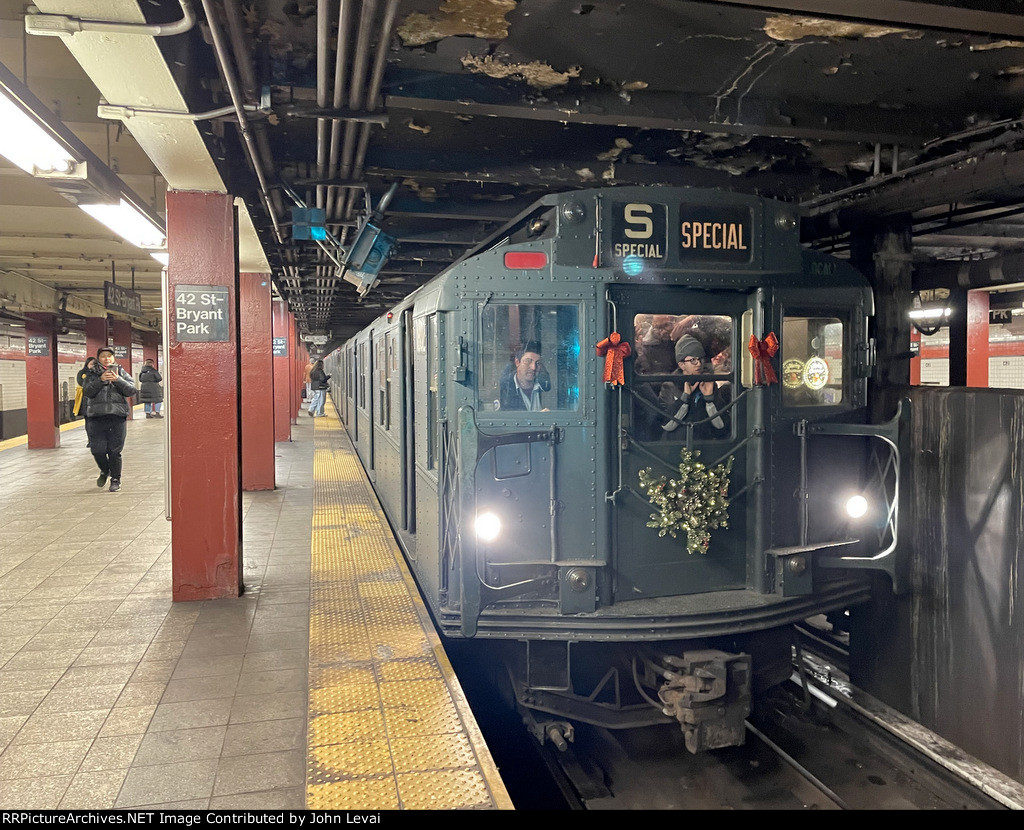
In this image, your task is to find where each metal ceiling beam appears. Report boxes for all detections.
[803,144,1024,240]
[385,92,932,147]
[699,0,1024,38]
[914,250,1024,290]
[0,267,157,329]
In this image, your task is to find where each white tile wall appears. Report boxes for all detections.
[0,359,26,409]
[989,356,1024,389]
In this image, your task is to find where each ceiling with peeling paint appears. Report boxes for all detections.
[7,0,1024,341]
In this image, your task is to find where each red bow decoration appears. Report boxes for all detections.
[596,332,632,387]
[748,332,780,385]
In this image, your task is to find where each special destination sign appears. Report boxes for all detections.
[609,202,668,265]
[678,203,752,264]
[606,201,753,269]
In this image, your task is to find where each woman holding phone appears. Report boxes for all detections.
[82,346,137,493]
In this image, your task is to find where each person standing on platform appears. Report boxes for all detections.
[309,358,330,417]
[73,356,96,424]
[303,356,316,405]
[138,358,164,418]
[82,346,136,493]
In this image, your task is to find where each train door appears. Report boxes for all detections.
[609,285,754,600]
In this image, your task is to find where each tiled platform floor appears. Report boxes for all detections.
[0,409,314,809]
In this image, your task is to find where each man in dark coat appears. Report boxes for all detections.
[82,347,137,492]
[138,358,164,418]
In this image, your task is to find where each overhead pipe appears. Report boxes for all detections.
[197,0,283,246]
[325,0,355,222]
[352,0,400,182]
[222,0,286,221]
[26,0,196,38]
[316,0,331,212]
[338,0,382,225]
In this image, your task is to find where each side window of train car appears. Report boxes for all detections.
[376,336,386,426]
[426,315,438,469]
[632,312,734,442]
[477,303,581,413]
[781,315,844,407]
[357,342,366,410]
[384,330,396,431]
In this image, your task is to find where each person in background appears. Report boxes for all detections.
[303,356,316,405]
[82,347,137,493]
[138,358,164,419]
[73,356,97,429]
[309,358,330,417]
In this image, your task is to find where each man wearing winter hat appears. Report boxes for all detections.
[82,346,137,492]
[661,335,731,439]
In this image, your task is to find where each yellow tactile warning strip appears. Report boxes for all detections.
[307,401,514,810]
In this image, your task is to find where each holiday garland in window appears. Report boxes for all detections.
[638,449,734,555]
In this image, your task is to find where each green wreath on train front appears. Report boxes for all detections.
[638,449,734,555]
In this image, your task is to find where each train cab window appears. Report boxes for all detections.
[478,303,580,413]
[781,316,844,406]
[632,313,734,442]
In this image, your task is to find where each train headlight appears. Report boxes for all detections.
[844,495,868,519]
[475,512,502,542]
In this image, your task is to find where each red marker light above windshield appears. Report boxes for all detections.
[504,251,548,269]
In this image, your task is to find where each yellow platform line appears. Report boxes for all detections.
[306,401,514,810]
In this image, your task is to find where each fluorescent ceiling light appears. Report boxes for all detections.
[81,199,166,249]
[0,87,79,176]
[908,307,952,321]
[150,251,169,266]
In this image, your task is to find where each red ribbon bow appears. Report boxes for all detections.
[596,331,632,386]
[748,332,779,385]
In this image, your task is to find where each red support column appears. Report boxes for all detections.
[272,300,292,442]
[240,272,275,489]
[909,327,921,387]
[167,190,242,601]
[110,318,134,420]
[142,330,159,366]
[25,313,59,449]
[288,312,299,423]
[967,289,990,388]
[85,316,107,359]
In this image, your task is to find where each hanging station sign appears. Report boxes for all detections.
[104,281,144,318]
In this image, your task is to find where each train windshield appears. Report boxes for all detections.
[632,313,734,442]
[781,316,844,406]
[478,303,580,412]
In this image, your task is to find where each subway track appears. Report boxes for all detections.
[452,623,1023,810]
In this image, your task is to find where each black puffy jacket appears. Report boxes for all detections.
[83,363,137,418]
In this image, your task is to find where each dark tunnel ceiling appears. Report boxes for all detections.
[135,0,1024,336]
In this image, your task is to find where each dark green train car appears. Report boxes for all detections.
[327,186,908,753]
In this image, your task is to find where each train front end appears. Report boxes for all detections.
[433,187,908,751]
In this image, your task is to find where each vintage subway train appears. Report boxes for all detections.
[324,186,908,753]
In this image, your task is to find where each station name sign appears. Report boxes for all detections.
[174,285,230,342]
[27,336,50,356]
[104,281,144,318]
[606,201,753,268]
